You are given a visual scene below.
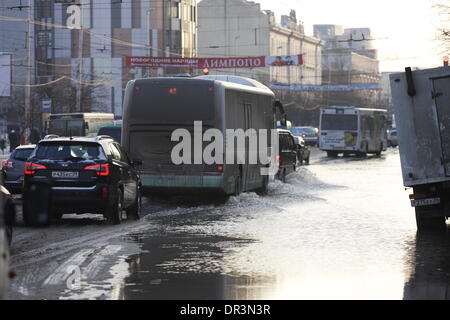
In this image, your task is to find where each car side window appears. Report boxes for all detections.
[289,136,294,149]
[114,143,130,164]
[109,143,122,161]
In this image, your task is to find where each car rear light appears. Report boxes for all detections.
[217,165,224,172]
[84,164,110,176]
[2,161,13,168]
[24,163,47,175]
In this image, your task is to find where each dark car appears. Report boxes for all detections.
[2,145,36,194]
[293,136,311,166]
[276,129,298,182]
[22,136,142,226]
[97,126,122,143]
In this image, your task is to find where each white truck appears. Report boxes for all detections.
[390,66,450,230]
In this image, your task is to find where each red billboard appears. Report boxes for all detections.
[125,55,303,69]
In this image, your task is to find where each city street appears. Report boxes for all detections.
[7,147,444,300]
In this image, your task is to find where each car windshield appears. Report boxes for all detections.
[34,143,106,161]
[300,127,317,135]
[289,128,303,136]
[13,148,34,161]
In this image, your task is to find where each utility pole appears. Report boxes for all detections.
[24,0,33,143]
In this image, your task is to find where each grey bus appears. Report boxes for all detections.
[122,77,277,196]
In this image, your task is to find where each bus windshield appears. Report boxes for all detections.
[130,84,215,122]
[321,114,358,131]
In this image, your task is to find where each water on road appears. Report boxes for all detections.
[9,148,450,300]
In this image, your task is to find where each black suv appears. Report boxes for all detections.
[22,136,142,226]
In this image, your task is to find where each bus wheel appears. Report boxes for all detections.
[416,206,447,231]
[256,175,269,196]
[375,144,383,157]
[234,174,242,196]
[357,144,368,158]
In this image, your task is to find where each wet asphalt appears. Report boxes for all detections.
[9,148,450,300]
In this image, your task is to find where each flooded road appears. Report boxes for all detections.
[8,148,450,299]
[121,148,418,300]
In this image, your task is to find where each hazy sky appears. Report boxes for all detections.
[236,0,443,72]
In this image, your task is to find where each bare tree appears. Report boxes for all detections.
[432,1,450,53]
[38,79,101,114]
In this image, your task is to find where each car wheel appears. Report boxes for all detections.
[126,186,142,221]
[108,189,124,225]
[276,169,287,183]
[298,154,303,166]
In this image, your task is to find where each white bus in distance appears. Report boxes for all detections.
[319,106,388,157]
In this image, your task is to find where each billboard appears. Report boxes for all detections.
[0,54,11,97]
[125,55,304,69]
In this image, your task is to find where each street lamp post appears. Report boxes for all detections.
[146,8,155,78]
[24,0,33,143]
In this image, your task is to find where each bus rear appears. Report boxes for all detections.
[122,78,223,194]
[319,107,360,155]
[47,113,114,137]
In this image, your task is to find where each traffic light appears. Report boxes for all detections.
[203,68,209,75]
[444,56,449,67]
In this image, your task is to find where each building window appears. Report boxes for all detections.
[171,2,180,19]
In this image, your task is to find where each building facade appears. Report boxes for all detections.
[313,24,380,85]
[35,0,197,117]
[198,0,322,86]
[0,0,36,134]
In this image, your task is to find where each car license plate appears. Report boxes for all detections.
[411,198,441,207]
[52,171,79,179]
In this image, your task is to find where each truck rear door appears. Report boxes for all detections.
[432,76,450,176]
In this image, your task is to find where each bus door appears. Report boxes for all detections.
[243,102,252,191]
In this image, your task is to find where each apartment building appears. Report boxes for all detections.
[198,0,322,85]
